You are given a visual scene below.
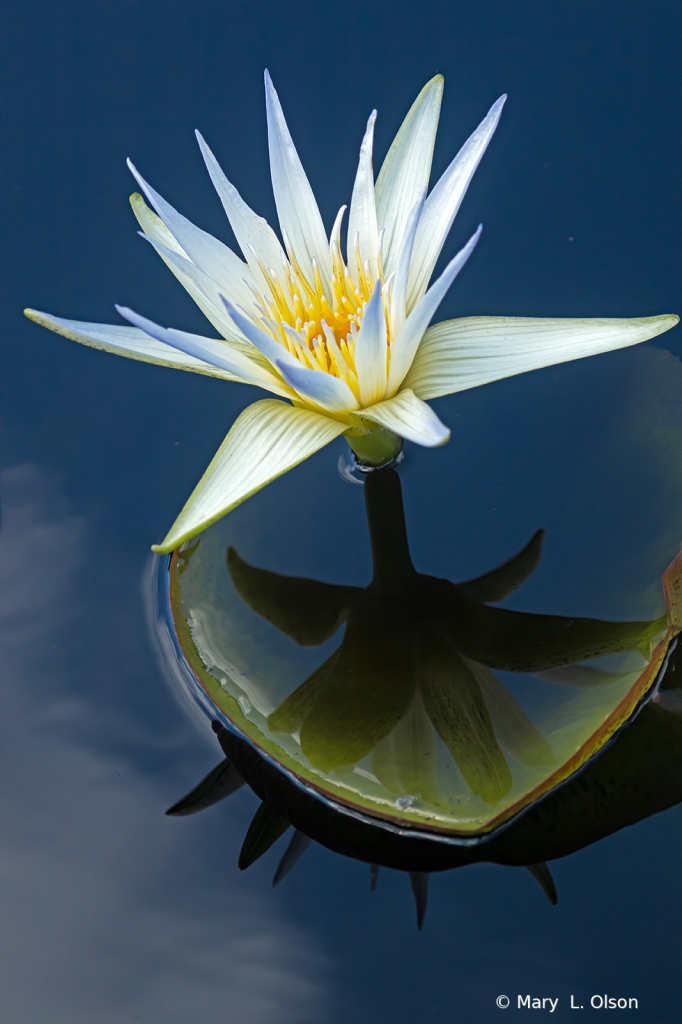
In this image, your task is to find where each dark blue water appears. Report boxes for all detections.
[2,3,681,1021]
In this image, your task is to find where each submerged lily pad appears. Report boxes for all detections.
[165,469,681,839]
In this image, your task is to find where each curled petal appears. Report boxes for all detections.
[356,389,450,448]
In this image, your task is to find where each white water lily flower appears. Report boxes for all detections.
[25,73,678,554]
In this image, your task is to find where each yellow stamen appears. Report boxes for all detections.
[236,223,395,404]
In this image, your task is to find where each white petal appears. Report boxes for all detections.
[152,399,348,553]
[374,75,444,277]
[354,280,387,407]
[195,130,289,297]
[131,194,254,343]
[404,314,680,400]
[386,225,482,396]
[389,193,425,339]
[329,205,347,253]
[347,111,380,285]
[264,71,331,290]
[115,306,292,396]
[126,161,255,308]
[129,230,280,381]
[220,296,302,374]
[358,388,450,447]
[406,96,506,309]
[275,359,359,412]
[129,192,187,256]
[137,232,255,345]
[24,309,243,382]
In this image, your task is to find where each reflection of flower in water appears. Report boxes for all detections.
[228,469,665,808]
[25,74,677,553]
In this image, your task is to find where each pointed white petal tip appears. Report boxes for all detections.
[405,312,680,402]
[150,398,348,553]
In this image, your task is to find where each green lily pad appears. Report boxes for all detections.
[167,469,680,838]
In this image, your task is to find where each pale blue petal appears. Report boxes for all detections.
[126,160,255,308]
[115,306,290,395]
[276,359,359,412]
[406,96,506,309]
[354,279,388,406]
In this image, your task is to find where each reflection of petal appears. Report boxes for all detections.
[299,604,417,772]
[409,872,429,931]
[533,665,631,688]
[165,757,245,816]
[418,628,512,805]
[268,649,341,733]
[272,830,312,888]
[227,548,356,647]
[456,529,545,603]
[526,863,558,905]
[435,583,667,671]
[465,658,556,768]
[370,690,442,806]
[238,800,290,870]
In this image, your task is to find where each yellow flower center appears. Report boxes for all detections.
[245,232,391,404]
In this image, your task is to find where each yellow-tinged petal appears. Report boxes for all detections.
[357,388,450,448]
[152,400,348,553]
[404,314,680,400]
[23,309,244,382]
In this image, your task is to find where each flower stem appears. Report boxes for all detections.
[363,468,416,588]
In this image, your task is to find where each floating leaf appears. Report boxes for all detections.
[169,469,681,838]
